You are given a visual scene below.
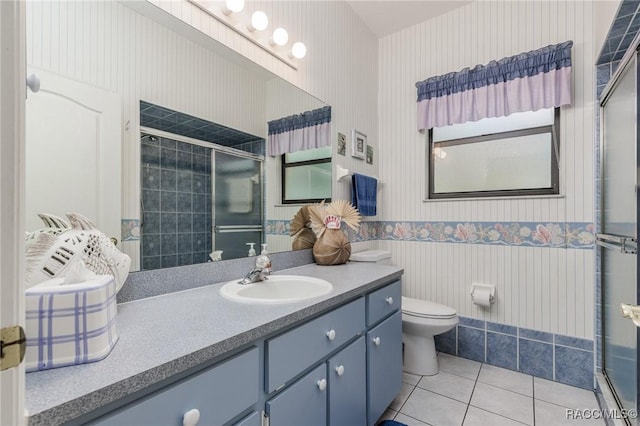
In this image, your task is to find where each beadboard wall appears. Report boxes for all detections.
[26,0,379,268]
[377,0,597,339]
[25,0,602,341]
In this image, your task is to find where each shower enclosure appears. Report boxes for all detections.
[140,131,263,270]
[598,47,639,423]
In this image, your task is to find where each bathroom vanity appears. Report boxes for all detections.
[25,262,403,426]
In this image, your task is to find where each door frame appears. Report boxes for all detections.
[0,0,26,424]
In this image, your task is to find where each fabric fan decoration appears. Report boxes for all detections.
[308,200,361,266]
[289,205,317,250]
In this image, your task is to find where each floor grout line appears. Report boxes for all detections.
[459,363,482,426]
[531,375,536,426]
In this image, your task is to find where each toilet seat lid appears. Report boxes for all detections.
[402,296,457,319]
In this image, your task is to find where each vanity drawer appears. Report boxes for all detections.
[92,347,259,426]
[265,297,365,393]
[366,280,402,326]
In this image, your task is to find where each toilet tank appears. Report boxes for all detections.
[350,250,392,265]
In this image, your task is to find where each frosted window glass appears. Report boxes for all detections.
[602,58,637,237]
[433,108,554,142]
[284,162,332,201]
[285,146,331,163]
[433,133,552,193]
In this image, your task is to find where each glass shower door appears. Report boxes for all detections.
[212,150,263,260]
[600,52,639,419]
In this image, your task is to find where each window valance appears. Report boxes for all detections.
[267,105,331,156]
[415,41,573,131]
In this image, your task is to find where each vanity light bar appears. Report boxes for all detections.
[188,0,305,70]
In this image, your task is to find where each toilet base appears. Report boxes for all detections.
[402,332,438,376]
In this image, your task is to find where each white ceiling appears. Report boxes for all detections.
[347,1,473,38]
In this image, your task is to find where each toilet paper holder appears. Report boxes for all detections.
[470,283,496,306]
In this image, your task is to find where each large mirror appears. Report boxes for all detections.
[25,0,329,272]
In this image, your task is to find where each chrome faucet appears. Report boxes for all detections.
[238,254,272,285]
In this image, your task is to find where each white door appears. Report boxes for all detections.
[0,0,26,424]
[25,67,121,243]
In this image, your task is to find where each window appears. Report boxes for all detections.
[282,146,332,204]
[428,108,560,199]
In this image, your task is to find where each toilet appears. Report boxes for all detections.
[350,250,458,376]
[401,296,458,376]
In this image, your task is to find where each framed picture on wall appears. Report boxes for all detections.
[337,132,346,156]
[352,130,366,160]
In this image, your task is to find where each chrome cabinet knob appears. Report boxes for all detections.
[386,296,393,305]
[317,379,327,391]
[335,365,345,376]
[372,337,381,346]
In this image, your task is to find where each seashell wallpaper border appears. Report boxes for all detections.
[266,220,595,250]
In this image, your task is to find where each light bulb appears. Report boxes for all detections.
[248,11,268,32]
[271,27,289,46]
[291,42,307,59]
[222,0,244,15]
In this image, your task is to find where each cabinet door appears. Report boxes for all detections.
[266,363,327,426]
[328,337,366,426]
[235,411,262,426]
[266,298,365,392]
[367,311,402,426]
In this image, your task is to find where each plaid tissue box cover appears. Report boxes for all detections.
[25,275,119,372]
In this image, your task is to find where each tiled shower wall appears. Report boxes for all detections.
[141,136,212,269]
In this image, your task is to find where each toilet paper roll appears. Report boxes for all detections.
[472,288,492,307]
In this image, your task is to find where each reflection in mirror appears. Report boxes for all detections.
[139,101,264,270]
[25,0,328,273]
[282,147,332,204]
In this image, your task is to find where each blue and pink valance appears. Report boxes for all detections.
[416,41,573,131]
[267,105,331,156]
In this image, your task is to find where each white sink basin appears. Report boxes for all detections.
[219,275,333,304]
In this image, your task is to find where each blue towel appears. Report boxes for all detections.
[351,173,377,216]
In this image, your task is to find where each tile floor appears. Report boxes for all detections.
[379,353,604,426]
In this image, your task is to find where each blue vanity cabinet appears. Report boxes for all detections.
[327,336,367,426]
[265,363,328,426]
[82,279,403,426]
[90,347,259,426]
[366,280,402,327]
[366,311,403,426]
[234,411,262,426]
[265,297,365,393]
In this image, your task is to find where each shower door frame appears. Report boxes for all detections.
[598,34,640,424]
[211,148,264,259]
[140,125,265,263]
